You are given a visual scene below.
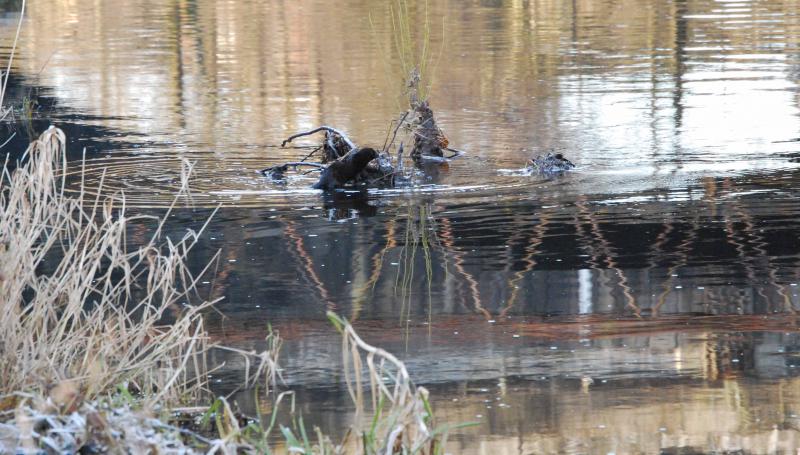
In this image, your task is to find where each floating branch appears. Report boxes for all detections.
[267,128,401,190]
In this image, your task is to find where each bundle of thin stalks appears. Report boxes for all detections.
[328,312,467,454]
[0,127,220,451]
[374,0,444,108]
[189,313,463,454]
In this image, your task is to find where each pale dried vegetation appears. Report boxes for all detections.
[0,126,219,452]
[0,126,216,400]
[0,128,458,454]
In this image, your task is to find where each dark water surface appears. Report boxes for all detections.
[6,0,800,452]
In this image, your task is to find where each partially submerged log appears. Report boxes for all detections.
[262,127,396,190]
[260,70,470,189]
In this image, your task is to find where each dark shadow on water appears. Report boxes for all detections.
[321,189,380,220]
[1,75,151,163]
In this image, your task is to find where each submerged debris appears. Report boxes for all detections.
[260,69,465,190]
[526,152,575,174]
[406,69,464,164]
[263,126,397,190]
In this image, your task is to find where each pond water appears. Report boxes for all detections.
[6,0,800,452]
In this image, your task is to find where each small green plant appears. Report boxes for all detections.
[20,94,37,140]
[182,313,473,454]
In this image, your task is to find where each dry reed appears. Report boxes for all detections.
[329,312,462,454]
[182,314,460,454]
[0,126,219,405]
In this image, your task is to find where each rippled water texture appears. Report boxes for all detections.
[6,0,800,452]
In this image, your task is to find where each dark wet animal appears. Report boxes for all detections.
[313,147,379,190]
[526,152,575,174]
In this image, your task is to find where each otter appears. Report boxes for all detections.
[313,147,379,190]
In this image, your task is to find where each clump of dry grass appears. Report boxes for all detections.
[200,313,462,454]
[0,126,458,453]
[328,311,461,454]
[0,126,218,406]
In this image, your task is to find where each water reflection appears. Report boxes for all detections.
[5,0,800,452]
[1,0,799,206]
[217,320,800,453]
[165,172,800,324]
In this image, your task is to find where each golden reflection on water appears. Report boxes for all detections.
[441,376,800,454]
[217,317,800,454]
[8,0,800,452]
[4,0,800,206]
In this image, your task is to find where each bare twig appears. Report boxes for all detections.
[281,126,357,150]
[383,111,410,152]
[299,145,322,163]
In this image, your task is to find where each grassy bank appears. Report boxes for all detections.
[0,128,458,454]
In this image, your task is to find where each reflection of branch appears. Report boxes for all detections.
[653,193,698,316]
[398,209,417,326]
[437,217,489,318]
[575,197,639,316]
[284,219,335,310]
[350,219,398,321]
[704,177,774,311]
[500,209,549,317]
[642,217,670,307]
[727,179,789,313]
[209,249,237,301]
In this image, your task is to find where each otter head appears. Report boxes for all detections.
[354,147,378,166]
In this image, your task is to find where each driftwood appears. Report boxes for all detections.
[281,125,356,163]
[263,128,397,190]
[260,70,466,189]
